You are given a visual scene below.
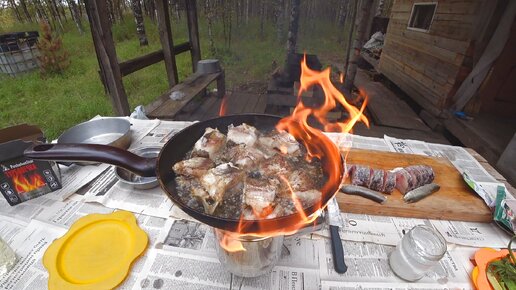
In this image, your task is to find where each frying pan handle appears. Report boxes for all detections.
[24,144,157,177]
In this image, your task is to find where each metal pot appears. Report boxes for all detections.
[213,229,284,277]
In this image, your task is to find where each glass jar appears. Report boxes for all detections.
[0,237,17,276]
[389,225,447,281]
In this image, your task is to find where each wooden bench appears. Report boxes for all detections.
[145,70,225,119]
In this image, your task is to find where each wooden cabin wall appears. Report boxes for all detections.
[378,0,486,115]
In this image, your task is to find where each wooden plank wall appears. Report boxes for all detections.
[378,0,483,115]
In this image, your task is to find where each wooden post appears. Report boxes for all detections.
[155,0,178,87]
[497,133,516,186]
[344,0,373,91]
[286,0,300,55]
[85,0,130,116]
[344,0,358,74]
[186,0,201,72]
[216,70,226,98]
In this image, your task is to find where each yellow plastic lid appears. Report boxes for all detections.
[43,211,148,290]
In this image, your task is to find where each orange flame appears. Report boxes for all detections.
[339,72,344,83]
[219,55,369,252]
[13,173,45,193]
[219,96,228,116]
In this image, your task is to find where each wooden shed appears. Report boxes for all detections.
[377,0,516,117]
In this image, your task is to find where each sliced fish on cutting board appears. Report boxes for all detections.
[339,149,491,223]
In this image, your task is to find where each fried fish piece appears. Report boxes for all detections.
[287,169,319,192]
[258,154,293,176]
[192,128,226,160]
[293,189,322,208]
[258,130,301,156]
[176,176,219,214]
[172,157,215,178]
[200,163,243,203]
[243,176,279,216]
[227,144,266,169]
[227,123,258,146]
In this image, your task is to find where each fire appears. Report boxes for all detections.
[13,173,45,193]
[220,55,369,252]
[339,72,344,83]
[219,95,228,116]
[279,175,311,222]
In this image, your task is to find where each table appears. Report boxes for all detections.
[0,117,513,290]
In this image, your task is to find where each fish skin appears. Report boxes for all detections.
[340,185,387,204]
[403,183,440,203]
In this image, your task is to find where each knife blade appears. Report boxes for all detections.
[326,196,347,274]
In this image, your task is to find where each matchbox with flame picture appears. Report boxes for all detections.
[0,157,62,205]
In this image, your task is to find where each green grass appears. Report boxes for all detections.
[0,14,345,139]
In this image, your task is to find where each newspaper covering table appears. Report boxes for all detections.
[0,117,513,290]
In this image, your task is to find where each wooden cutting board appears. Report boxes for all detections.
[336,149,492,222]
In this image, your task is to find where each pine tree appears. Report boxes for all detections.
[37,20,70,76]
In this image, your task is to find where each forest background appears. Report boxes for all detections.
[0,0,355,139]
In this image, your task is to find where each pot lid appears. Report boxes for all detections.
[43,211,148,290]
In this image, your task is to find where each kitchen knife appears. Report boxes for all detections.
[326,196,347,274]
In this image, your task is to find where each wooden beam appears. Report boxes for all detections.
[145,72,222,119]
[119,42,191,77]
[85,0,129,116]
[185,0,201,72]
[155,0,178,87]
[174,42,193,55]
[120,50,163,77]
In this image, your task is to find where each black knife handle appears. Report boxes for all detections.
[330,225,348,274]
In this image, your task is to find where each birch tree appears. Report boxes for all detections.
[205,0,216,55]
[259,0,265,38]
[66,0,84,34]
[337,0,347,27]
[7,0,23,22]
[274,0,283,42]
[19,0,32,22]
[286,0,300,55]
[47,0,64,31]
[34,0,51,25]
[131,0,148,46]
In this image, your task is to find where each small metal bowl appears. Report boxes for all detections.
[197,59,221,74]
[114,146,160,190]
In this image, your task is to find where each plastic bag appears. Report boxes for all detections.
[363,31,385,49]
[130,105,149,120]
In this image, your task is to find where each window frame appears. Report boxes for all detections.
[406,2,438,33]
